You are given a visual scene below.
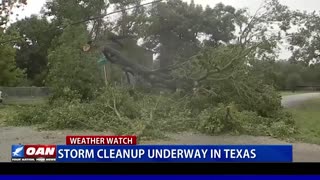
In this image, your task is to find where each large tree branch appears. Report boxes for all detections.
[102,45,187,90]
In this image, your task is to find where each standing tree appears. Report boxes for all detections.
[285,11,320,66]
[140,0,241,69]
[7,15,59,86]
[0,0,27,86]
[43,0,156,88]
[0,32,24,86]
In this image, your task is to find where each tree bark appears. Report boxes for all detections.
[102,45,181,90]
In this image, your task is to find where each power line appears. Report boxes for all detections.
[69,0,163,26]
[0,0,163,45]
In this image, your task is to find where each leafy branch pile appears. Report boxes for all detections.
[10,83,295,139]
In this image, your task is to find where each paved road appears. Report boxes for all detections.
[0,93,320,162]
[281,92,320,108]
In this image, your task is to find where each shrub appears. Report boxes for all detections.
[196,103,296,137]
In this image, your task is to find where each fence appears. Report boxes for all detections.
[0,87,50,97]
[296,85,320,91]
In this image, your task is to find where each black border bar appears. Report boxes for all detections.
[0,163,319,175]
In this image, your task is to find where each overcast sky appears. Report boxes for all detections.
[18,0,320,19]
[189,0,320,12]
[14,0,320,59]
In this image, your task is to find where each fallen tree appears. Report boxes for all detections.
[100,40,261,92]
[101,43,195,91]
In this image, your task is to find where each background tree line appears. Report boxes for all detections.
[252,60,320,91]
[1,0,319,91]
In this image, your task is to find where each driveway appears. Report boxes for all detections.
[281,92,320,108]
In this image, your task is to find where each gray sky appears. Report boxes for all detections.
[189,0,320,12]
[15,0,46,19]
[14,0,320,59]
[18,0,320,19]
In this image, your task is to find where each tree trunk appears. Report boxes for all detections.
[102,45,192,90]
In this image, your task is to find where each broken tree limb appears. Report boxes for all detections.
[102,45,190,90]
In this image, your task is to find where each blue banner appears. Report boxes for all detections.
[0,176,318,180]
[56,145,292,162]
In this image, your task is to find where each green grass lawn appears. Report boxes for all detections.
[0,105,18,126]
[0,97,47,126]
[289,98,320,144]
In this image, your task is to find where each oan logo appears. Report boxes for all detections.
[24,145,57,158]
[12,145,24,158]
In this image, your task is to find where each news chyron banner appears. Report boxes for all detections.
[11,135,293,162]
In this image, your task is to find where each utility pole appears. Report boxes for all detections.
[103,64,108,86]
